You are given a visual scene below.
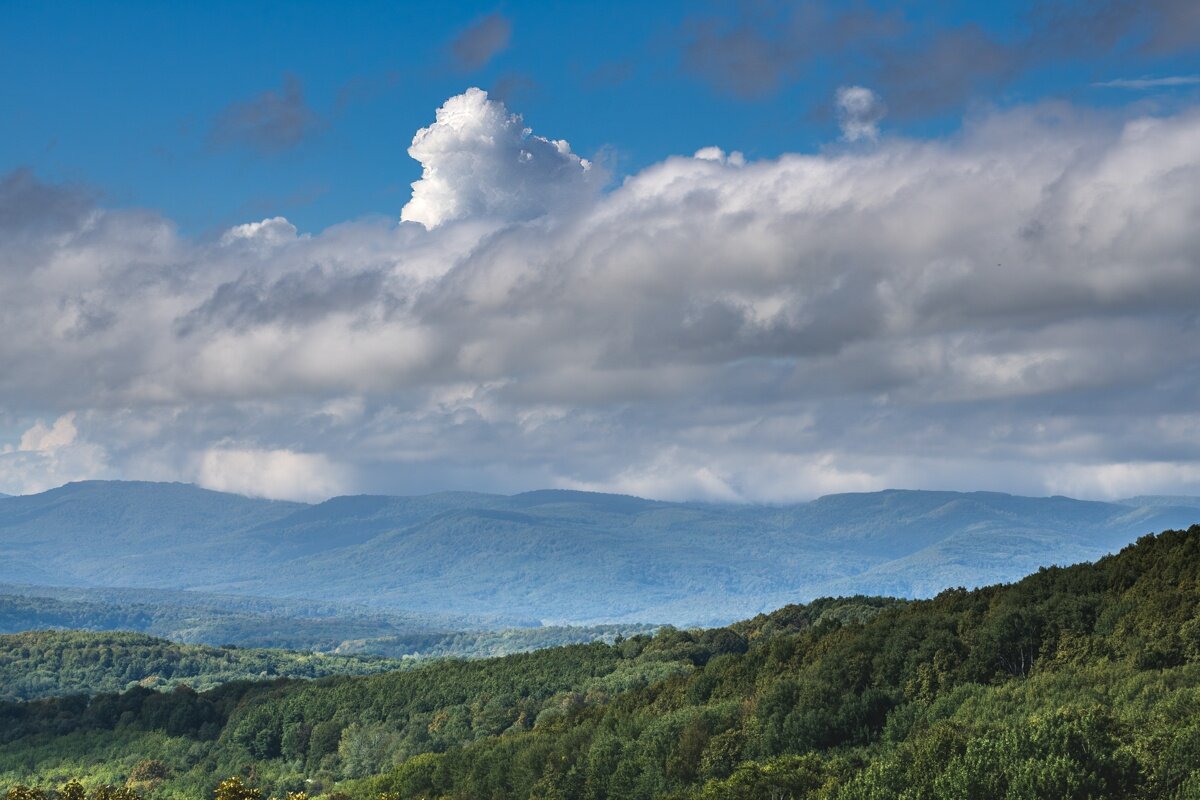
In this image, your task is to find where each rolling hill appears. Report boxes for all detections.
[0,630,404,701]
[1,481,1198,624]
[0,587,651,663]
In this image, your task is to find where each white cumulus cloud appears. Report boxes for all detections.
[693,146,746,166]
[400,87,597,229]
[18,413,78,452]
[196,447,350,502]
[0,414,113,495]
[220,216,300,247]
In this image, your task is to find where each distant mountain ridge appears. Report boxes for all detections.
[2,481,1199,624]
[1119,494,1200,508]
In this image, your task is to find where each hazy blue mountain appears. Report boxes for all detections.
[2,482,1198,625]
[0,481,301,587]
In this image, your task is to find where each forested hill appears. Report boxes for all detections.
[3,481,1200,623]
[0,584,512,651]
[0,631,404,701]
[6,526,1200,798]
[0,586,651,663]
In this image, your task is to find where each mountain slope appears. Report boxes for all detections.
[2,482,1199,624]
[0,481,301,587]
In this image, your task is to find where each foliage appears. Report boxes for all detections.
[0,631,403,701]
[5,782,140,800]
[0,591,653,674]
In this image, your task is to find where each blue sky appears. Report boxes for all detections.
[4,0,1197,234]
[2,1,1200,502]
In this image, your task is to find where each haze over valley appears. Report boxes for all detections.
[3,480,1198,628]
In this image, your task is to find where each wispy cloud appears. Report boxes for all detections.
[1094,75,1200,89]
[208,74,319,155]
[490,72,537,106]
[836,86,886,141]
[679,0,1200,117]
[449,13,512,71]
[678,4,1014,115]
[679,3,903,99]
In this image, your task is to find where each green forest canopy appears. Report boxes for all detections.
[0,631,404,701]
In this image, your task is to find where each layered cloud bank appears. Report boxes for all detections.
[2,90,1200,501]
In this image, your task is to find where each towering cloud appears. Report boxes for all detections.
[400,88,596,229]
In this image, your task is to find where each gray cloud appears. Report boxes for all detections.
[450,13,512,71]
[681,17,798,98]
[2,92,1200,503]
[871,24,1019,117]
[209,74,319,154]
[680,2,903,99]
[1138,0,1200,54]
[836,85,886,140]
[0,168,94,245]
[681,1,1200,117]
[176,267,394,336]
[679,3,1017,115]
[490,72,538,106]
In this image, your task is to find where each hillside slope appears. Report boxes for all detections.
[0,630,403,701]
[0,582,524,646]
[2,482,1199,623]
[5,526,1200,798]
[0,586,651,664]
